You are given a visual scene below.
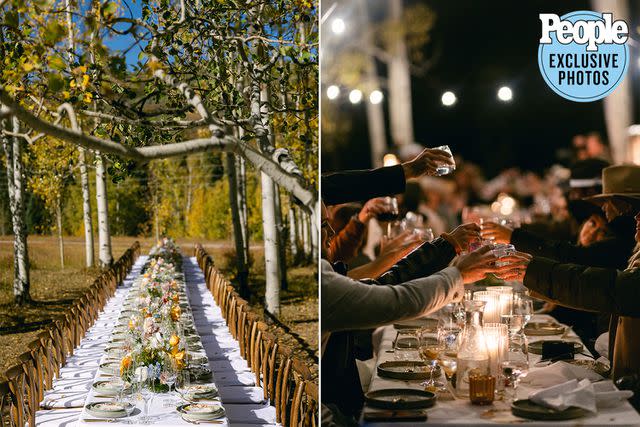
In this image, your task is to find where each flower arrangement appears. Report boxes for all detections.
[118,239,188,392]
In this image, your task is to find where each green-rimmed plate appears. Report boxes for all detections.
[511,399,588,420]
[99,361,120,375]
[180,384,219,400]
[524,322,565,336]
[85,401,131,418]
[365,389,436,410]
[177,403,225,420]
[92,380,129,396]
[528,340,583,355]
[189,366,213,381]
[377,361,441,381]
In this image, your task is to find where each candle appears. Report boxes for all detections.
[483,323,508,381]
[492,286,513,318]
[473,291,500,323]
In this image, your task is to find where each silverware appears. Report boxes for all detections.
[182,418,224,425]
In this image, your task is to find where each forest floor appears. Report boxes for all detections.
[0,236,317,380]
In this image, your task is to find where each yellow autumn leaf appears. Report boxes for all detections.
[83,93,93,103]
[70,80,76,88]
[82,74,90,88]
[62,91,70,99]
[78,65,87,73]
[22,62,34,72]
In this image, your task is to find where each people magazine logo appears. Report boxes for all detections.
[538,11,629,102]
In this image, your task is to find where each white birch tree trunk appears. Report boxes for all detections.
[56,196,64,268]
[226,151,250,298]
[64,0,93,267]
[79,148,94,267]
[2,116,30,304]
[237,156,250,263]
[260,172,280,314]
[301,209,311,259]
[253,80,282,315]
[288,206,298,259]
[95,152,112,267]
[388,0,414,147]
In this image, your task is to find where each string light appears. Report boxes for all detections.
[349,89,362,104]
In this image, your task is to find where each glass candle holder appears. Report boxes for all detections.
[483,322,509,382]
[473,291,501,323]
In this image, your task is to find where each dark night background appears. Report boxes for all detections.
[321,0,640,177]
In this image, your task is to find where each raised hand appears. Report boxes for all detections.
[358,197,397,224]
[442,223,481,253]
[481,221,513,244]
[402,147,455,179]
[452,247,531,284]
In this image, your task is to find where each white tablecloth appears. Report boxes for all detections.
[362,314,640,426]
[35,256,276,427]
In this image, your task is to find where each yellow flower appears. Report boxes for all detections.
[83,92,93,103]
[172,350,185,370]
[120,355,132,375]
[169,334,180,347]
[171,305,181,321]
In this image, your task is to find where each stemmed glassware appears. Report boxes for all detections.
[512,293,534,329]
[437,317,460,394]
[418,326,445,391]
[161,359,179,406]
[378,196,399,237]
[501,336,529,403]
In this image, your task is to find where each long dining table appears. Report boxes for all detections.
[362,310,640,426]
[35,255,276,427]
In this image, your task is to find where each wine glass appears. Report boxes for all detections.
[437,322,460,392]
[501,336,529,402]
[175,366,191,401]
[393,329,420,361]
[135,368,154,425]
[418,327,445,391]
[161,359,178,406]
[501,313,525,345]
[378,197,399,237]
[513,294,534,328]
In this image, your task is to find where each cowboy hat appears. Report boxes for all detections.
[585,164,640,207]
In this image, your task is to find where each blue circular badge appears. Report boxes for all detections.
[538,11,629,102]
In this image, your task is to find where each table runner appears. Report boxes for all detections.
[35,255,276,426]
[362,314,640,426]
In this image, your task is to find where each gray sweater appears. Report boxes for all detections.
[321,259,464,355]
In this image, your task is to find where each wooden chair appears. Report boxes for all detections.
[302,382,319,427]
[274,346,293,424]
[3,366,26,427]
[288,359,313,427]
[250,321,269,387]
[15,352,37,427]
[259,331,278,401]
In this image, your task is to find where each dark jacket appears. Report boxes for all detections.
[321,237,458,418]
[524,257,640,382]
[322,165,406,206]
[511,215,636,270]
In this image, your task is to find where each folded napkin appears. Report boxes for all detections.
[522,361,602,387]
[41,390,88,409]
[530,379,596,412]
[529,378,633,413]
